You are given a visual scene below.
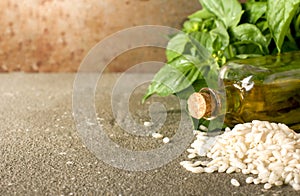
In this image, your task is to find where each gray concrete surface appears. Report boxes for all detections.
[0,73,298,196]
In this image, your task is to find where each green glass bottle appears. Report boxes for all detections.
[187,51,300,131]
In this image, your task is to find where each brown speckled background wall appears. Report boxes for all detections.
[0,0,201,72]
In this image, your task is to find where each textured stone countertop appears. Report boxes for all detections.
[0,73,298,195]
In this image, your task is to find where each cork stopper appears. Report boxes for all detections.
[187,92,213,119]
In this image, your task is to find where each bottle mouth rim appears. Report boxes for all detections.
[187,88,221,120]
[187,91,211,119]
[200,88,222,119]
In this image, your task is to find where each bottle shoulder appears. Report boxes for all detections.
[219,51,300,86]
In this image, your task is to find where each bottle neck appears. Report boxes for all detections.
[188,87,240,120]
[187,87,224,120]
[198,88,224,120]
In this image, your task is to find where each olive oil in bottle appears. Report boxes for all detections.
[187,51,300,131]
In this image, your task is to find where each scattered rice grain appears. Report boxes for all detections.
[162,137,170,144]
[231,179,240,187]
[151,133,163,139]
[143,121,153,127]
[246,177,254,184]
[264,183,272,189]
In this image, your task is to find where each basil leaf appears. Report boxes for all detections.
[190,20,229,53]
[190,32,216,53]
[166,34,189,62]
[267,0,300,53]
[143,34,220,102]
[188,8,215,21]
[232,23,269,54]
[235,54,263,59]
[256,20,269,33]
[199,0,243,28]
[186,36,220,89]
[176,79,207,100]
[243,2,267,24]
[183,20,201,33]
[281,40,300,52]
[210,20,230,51]
[142,56,200,102]
[232,42,263,58]
[294,12,300,37]
[184,9,218,33]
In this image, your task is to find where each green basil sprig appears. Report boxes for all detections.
[143,0,300,129]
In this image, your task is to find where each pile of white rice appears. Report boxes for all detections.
[181,120,300,191]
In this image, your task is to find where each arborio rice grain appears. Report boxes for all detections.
[180,120,300,191]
